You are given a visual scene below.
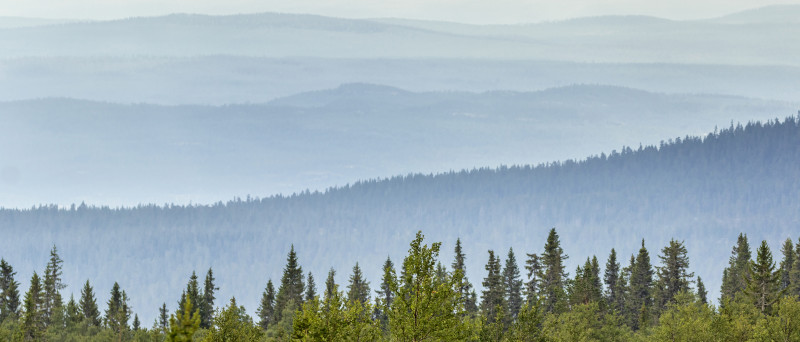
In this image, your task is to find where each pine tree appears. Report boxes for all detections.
[347,262,370,304]
[744,240,783,314]
[452,238,475,314]
[629,239,653,330]
[184,271,201,318]
[481,250,505,322]
[791,238,800,296]
[569,257,603,307]
[105,282,131,338]
[167,298,200,342]
[503,247,523,320]
[256,279,275,330]
[275,245,304,322]
[779,238,794,291]
[305,272,317,301]
[21,272,44,340]
[201,267,217,329]
[541,228,568,314]
[159,303,169,332]
[0,258,21,322]
[604,249,620,310]
[696,276,708,304]
[524,252,541,304]
[42,245,65,326]
[79,280,101,327]
[65,294,82,327]
[133,314,141,331]
[721,233,752,300]
[324,268,336,301]
[375,256,396,328]
[654,239,694,312]
[435,262,448,285]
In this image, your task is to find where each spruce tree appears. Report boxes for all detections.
[65,294,82,327]
[201,267,217,329]
[452,238,475,314]
[133,314,141,331]
[540,228,568,313]
[604,249,620,310]
[256,279,275,330]
[569,257,603,306]
[480,250,505,322]
[779,238,794,291]
[275,245,304,322]
[721,233,752,300]
[0,258,20,322]
[523,252,541,304]
[185,271,201,318]
[791,238,800,297]
[105,282,131,336]
[629,239,653,330]
[347,262,370,304]
[744,240,783,314]
[167,298,200,342]
[654,239,694,312]
[305,272,316,301]
[42,245,65,326]
[21,272,44,340]
[79,280,101,326]
[324,268,336,301]
[696,276,708,304]
[503,247,523,320]
[375,256,396,329]
[159,303,169,331]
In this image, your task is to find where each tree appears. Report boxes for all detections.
[604,249,620,311]
[133,314,141,331]
[42,245,65,326]
[200,268,217,329]
[452,238,476,315]
[779,238,795,291]
[159,303,169,332]
[503,247,524,320]
[256,280,275,330]
[79,280,101,327]
[506,302,546,342]
[651,292,713,342]
[791,238,800,297]
[721,233,752,300]
[105,282,131,340]
[202,297,263,342]
[0,259,20,322]
[629,239,653,330]
[347,262,370,304]
[375,256,396,328]
[570,257,603,308]
[305,272,317,302]
[293,285,381,341]
[540,228,568,314]
[388,231,471,341]
[524,252,541,304]
[654,239,694,312]
[481,250,505,322]
[744,240,783,314]
[167,297,200,342]
[751,295,800,341]
[65,294,82,327]
[324,269,336,302]
[21,272,44,340]
[274,245,304,322]
[180,271,201,322]
[696,276,708,304]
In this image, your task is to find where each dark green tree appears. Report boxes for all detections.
[481,250,505,322]
[65,294,82,327]
[159,303,169,331]
[133,314,140,331]
[180,271,201,320]
[524,252,541,304]
[347,262,370,304]
[503,247,523,320]
[569,257,603,307]
[324,269,336,301]
[257,279,276,330]
[275,245,304,322]
[721,233,752,300]
[105,282,131,338]
[42,245,65,326]
[779,238,795,291]
[629,239,653,330]
[604,249,620,311]
[79,280,101,327]
[654,239,694,312]
[541,228,568,314]
[791,238,800,296]
[696,276,708,304]
[0,259,20,322]
[744,240,783,314]
[375,256,396,328]
[204,297,263,342]
[200,267,217,329]
[21,272,44,340]
[452,238,476,315]
[305,272,317,301]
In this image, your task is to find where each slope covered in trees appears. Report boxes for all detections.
[0,116,798,324]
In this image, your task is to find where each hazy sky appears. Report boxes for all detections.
[2,0,799,24]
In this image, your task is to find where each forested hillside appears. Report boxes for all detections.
[0,116,798,325]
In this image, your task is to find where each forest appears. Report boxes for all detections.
[1,228,799,341]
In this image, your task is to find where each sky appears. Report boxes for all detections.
[2,0,799,24]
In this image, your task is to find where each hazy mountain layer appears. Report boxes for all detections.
[1,84,796,207]
[1,116,797,325]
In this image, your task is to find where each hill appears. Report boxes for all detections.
[1,115,798,324]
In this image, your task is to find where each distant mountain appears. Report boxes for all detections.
[709,5,800,24]
[0,16,77,29]
[1,115,798,325]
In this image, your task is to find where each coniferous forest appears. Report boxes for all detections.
[1,228,800,341]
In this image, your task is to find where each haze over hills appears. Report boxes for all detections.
[1,116,798,325]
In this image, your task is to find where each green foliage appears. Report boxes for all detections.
[201,268,217,329]
[604,249,621,312]
[0,259,21,323]
[105,282,132,341]
[375,257,396,330]
[711,295,761,342]
[452,239,476,316]
[80,280,101,327]
[481,250,505,323]
[542,302,609,342]
[202,297,262,342]
[751,295,800,342]
[275,246,304,324]
[541,228,569,314]
[745,240,783,314]
[304,272,316,302]
[21,272,44,341]
[505,302,546,342]
[347,262,370,304]
[292,285,381,341]
[651,291,713,342]
[722,233,752,301]
[629,240,653,330]
[257,280,276,330]
[654,239,693,314]
[503,248,523,320]
[523,252,541,305]
[388,231,471,341]
[168,297,201,342]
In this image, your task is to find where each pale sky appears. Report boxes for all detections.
[1,0,798,24]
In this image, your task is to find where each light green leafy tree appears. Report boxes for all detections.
[292,285,381,341]
[202,297,262,342]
